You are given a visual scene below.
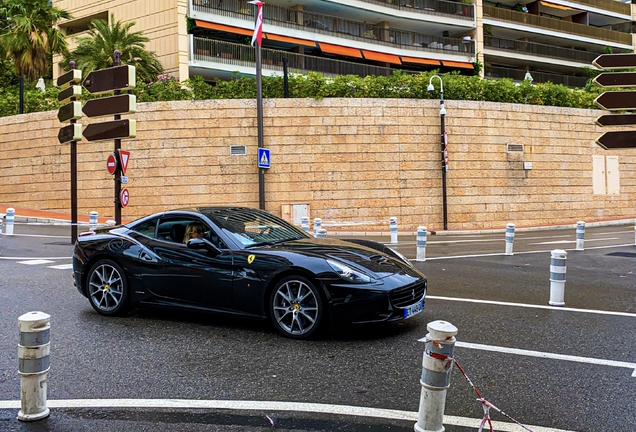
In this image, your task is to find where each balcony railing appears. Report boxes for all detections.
[566,0,630,15]
[339,0,475,19]
[192,0,475,55]
[485,66,589,88]
[192,38,423,77]
[486,37,599,64]
[483,6,632,45]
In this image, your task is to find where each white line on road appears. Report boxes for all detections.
[47,263,73,270]
[4,233,70,238]
[456,341,636,377]
[427,295,636,318]
[530,238,619,245]
[17,259,54,265]
[0,399,577,432]
[0,256,71,260]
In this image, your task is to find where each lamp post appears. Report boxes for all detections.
[427,75,448,231]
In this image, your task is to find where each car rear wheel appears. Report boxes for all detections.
[269,276,323,339]
[87,259,130,316]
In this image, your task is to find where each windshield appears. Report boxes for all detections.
[203,208,310,247]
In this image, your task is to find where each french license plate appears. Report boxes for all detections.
[403,300,424,319]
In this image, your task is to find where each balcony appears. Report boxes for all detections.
[192,0,475,55]
[486,37,599,64]
[566,0,630,15]
[192,38,424,77]
[341,0,475,19]
[483,6,632,45]
[485,66,589,88]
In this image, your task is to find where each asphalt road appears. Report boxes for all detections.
[0,222,635,432]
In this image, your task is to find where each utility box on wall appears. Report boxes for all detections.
[281,204,310,225]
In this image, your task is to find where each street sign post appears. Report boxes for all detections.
[82,65,136,95]
[594,91,636,111]
[83,94,136,118]
[107,154,118,175]
[594,72,636,88]
[56,69,82,89]
[118,150,130,176]
[83,119,136,142]
[58,85,82,104]
[595,114,636,127]
[58,124,83,144]
[57,101,82,123]
[596,131,636,149]
[593,54,636,70]
[120,188,130,208]
[258,148,271,169]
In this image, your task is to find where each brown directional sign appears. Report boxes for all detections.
[58,124,83,143]
[595,114,636,127]
[56,69,82,88]
[594,72,636,88]
[82,65,136,95]
[82,94,136,118]
[58,85,82,104]
[596,131,636,149]
[593,54,636,70]
[83,119,136,142]
[594,91,636,111]
[57,101,83,123]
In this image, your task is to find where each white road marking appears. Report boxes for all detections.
[530,238,619,245]
[456,342,636,378]
[427,295,636,318]
[48,263,73,270]
[5,233,70,238]
[0,256,71,260]
[0,399,577,432]
[17,259,54,265]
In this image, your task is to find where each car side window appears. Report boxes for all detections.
[156,218,228,249]
[131,219,158,238]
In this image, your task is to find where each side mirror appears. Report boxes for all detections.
[187,238,221,256]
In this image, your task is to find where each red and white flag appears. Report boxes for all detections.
[248,1,264,47]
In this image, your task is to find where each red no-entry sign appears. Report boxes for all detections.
[120,188,130,208]
[107,154,117,175]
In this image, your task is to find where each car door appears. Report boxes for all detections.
[135,216,234,310]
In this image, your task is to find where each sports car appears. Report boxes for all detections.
[72,207,427,339]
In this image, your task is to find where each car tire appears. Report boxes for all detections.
[269,276,323,340]
[86,259,130,316]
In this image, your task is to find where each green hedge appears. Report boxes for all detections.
[0,71,606,118]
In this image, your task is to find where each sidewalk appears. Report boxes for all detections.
[0,204,132,226]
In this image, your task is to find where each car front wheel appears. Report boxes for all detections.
[269,276,323,339]
[87,259,130,316]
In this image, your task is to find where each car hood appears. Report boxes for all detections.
[262,238,422,279]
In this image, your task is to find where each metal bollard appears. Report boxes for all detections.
[89,211,98,231]
[390,217,398,244]
[316,228,327,238]
[416,226,427,262]
[301,216,309,233]
[17,311,51,422]
[313,218,322,237]
[415,320,458,432]
[549,249,567,306]
[575,221,585,251]
[6,207,15,236]
[504,223,515,256]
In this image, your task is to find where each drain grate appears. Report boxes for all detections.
[606,252,636,258]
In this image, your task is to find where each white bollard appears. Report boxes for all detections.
[0,219,3,251]
[6,207,15,236]
[106,220,116,226]
[549,249,567,306]
[17,311,51,422]
[416,226,427,262]
[316,228,327,238]
[575,221,585,251]
[415,320,458,432]
[504,223,515,256]
[390,217,398,244]
[301,216,309,233]
[89,211,98,231]
[313,218,322,237]
[633,219,635,246]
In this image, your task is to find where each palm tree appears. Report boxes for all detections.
[65,16,164,83]
[0,0,70,81]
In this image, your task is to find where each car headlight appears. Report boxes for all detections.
[387,247,413,268]
[326,259,375,283]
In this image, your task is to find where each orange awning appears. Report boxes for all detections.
[401,56,441,66]
[318,43,363,58]
[265,34,316,47]
[540,1,574,11]
[361,50,402,65]
[194,20,253,36]
[442,60,474,69]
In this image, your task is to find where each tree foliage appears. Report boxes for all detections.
[63,15,163,83]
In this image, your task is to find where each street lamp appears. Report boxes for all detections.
[427,75,448,231]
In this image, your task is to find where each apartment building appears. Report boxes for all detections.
[54,0,634,87]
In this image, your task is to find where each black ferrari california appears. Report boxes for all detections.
[72,207,427,339]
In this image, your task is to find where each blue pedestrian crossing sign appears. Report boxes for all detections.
[258,148,271,169]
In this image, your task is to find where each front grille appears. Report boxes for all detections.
[390,280,426,308]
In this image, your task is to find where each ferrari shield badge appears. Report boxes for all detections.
[247,255,255,264]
